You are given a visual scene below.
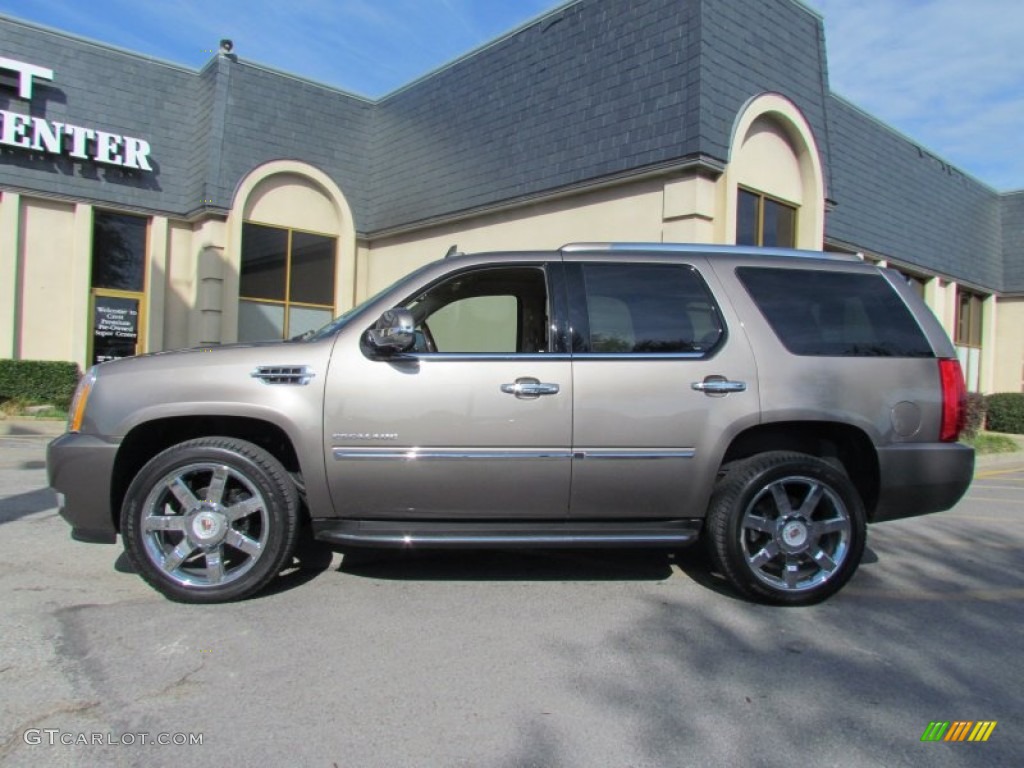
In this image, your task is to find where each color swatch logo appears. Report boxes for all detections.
[921,721,997,742]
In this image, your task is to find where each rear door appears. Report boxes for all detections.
[565,254,760,518]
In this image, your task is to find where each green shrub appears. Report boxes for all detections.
[0,359,81,410]
[963,392,986,439]
[985,393,1024,435]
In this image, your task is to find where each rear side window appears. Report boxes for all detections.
[579,264,724,355]
[737,267,933,357]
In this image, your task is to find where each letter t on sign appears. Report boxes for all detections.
[0,56,55,99]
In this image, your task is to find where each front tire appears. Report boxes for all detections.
[121,437,300,603]
[706,452,866,605]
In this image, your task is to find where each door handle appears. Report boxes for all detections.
[692,377,746,394]
[501,377,560,398]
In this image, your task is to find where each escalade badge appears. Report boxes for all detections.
[333,433,399,441]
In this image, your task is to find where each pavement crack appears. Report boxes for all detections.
[146,661,206,700]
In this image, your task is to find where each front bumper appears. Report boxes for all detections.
[872,442,975,523]
[46,432,120,543]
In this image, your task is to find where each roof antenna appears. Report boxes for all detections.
[444,244,460,259]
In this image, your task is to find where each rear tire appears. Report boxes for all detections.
[121,437,300,603]
[706,451,866,605]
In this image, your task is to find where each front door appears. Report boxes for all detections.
[323,262,572,519]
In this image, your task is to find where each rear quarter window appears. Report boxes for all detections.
[736,267,933,357]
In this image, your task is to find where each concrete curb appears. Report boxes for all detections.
[0,419,66,437]
[975,452,1024,471]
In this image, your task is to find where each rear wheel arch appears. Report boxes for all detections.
[718,421,880,519]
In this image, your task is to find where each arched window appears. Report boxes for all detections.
[226,162,357,343]
[727,94,825,250]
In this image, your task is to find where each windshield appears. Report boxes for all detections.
[296,261,438,342]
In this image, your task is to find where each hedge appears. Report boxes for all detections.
[963,392,987,439]
[985,393,1024,435]
[0,359,81,409]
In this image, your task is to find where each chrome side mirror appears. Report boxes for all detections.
[366,308,416,353]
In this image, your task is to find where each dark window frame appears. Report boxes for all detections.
[736,187,797,248]
[89,210,149,365]
[239,222,337,340]
[955,289,984,349]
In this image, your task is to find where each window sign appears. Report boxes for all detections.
[92,295,140,364]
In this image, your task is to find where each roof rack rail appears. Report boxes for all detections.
[559,242,861,262]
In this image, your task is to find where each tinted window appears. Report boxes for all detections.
[737,267,933,357]
[239,223,337,341]
[240,224,287,301]
[581,264,724,354]
[290,231,336,306]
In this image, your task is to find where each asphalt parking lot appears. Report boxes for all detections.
[1,427,1022,767]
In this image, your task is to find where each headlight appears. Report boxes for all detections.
[68,367,97,433]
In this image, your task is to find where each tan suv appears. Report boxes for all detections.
[47,243,974,605]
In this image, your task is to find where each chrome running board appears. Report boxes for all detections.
[312,519,702,549]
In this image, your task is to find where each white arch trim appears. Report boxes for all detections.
[724,93,826,249]
[223,160,358,342]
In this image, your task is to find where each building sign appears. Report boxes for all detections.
[93,296,140,365]
[0,55,153,171]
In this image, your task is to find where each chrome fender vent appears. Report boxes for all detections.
[251,365,315,385]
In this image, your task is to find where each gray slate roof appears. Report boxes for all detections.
[1001,192,1024,293]
[0,1,1020,293]
[825,95,1004,291]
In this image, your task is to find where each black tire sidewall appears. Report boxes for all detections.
[121,437,299,603]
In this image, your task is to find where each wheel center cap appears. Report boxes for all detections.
[192,510,227,543]
[782,520,808,548]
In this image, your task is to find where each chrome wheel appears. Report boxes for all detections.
[140,462,269,589]
[122,437,299,603]
[740,476,851,593]
[706,452,866,605]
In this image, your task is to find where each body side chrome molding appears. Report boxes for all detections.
[333,448,573,461]
[574,449,696,460]
[333,448,694,461]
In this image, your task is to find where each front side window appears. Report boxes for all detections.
[404,267,549,354]
[737,188,797,247]
[239,223,336,341]
[737,267,933,357]
[577,263,724,355]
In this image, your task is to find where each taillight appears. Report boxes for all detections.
[938,358,967,442]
